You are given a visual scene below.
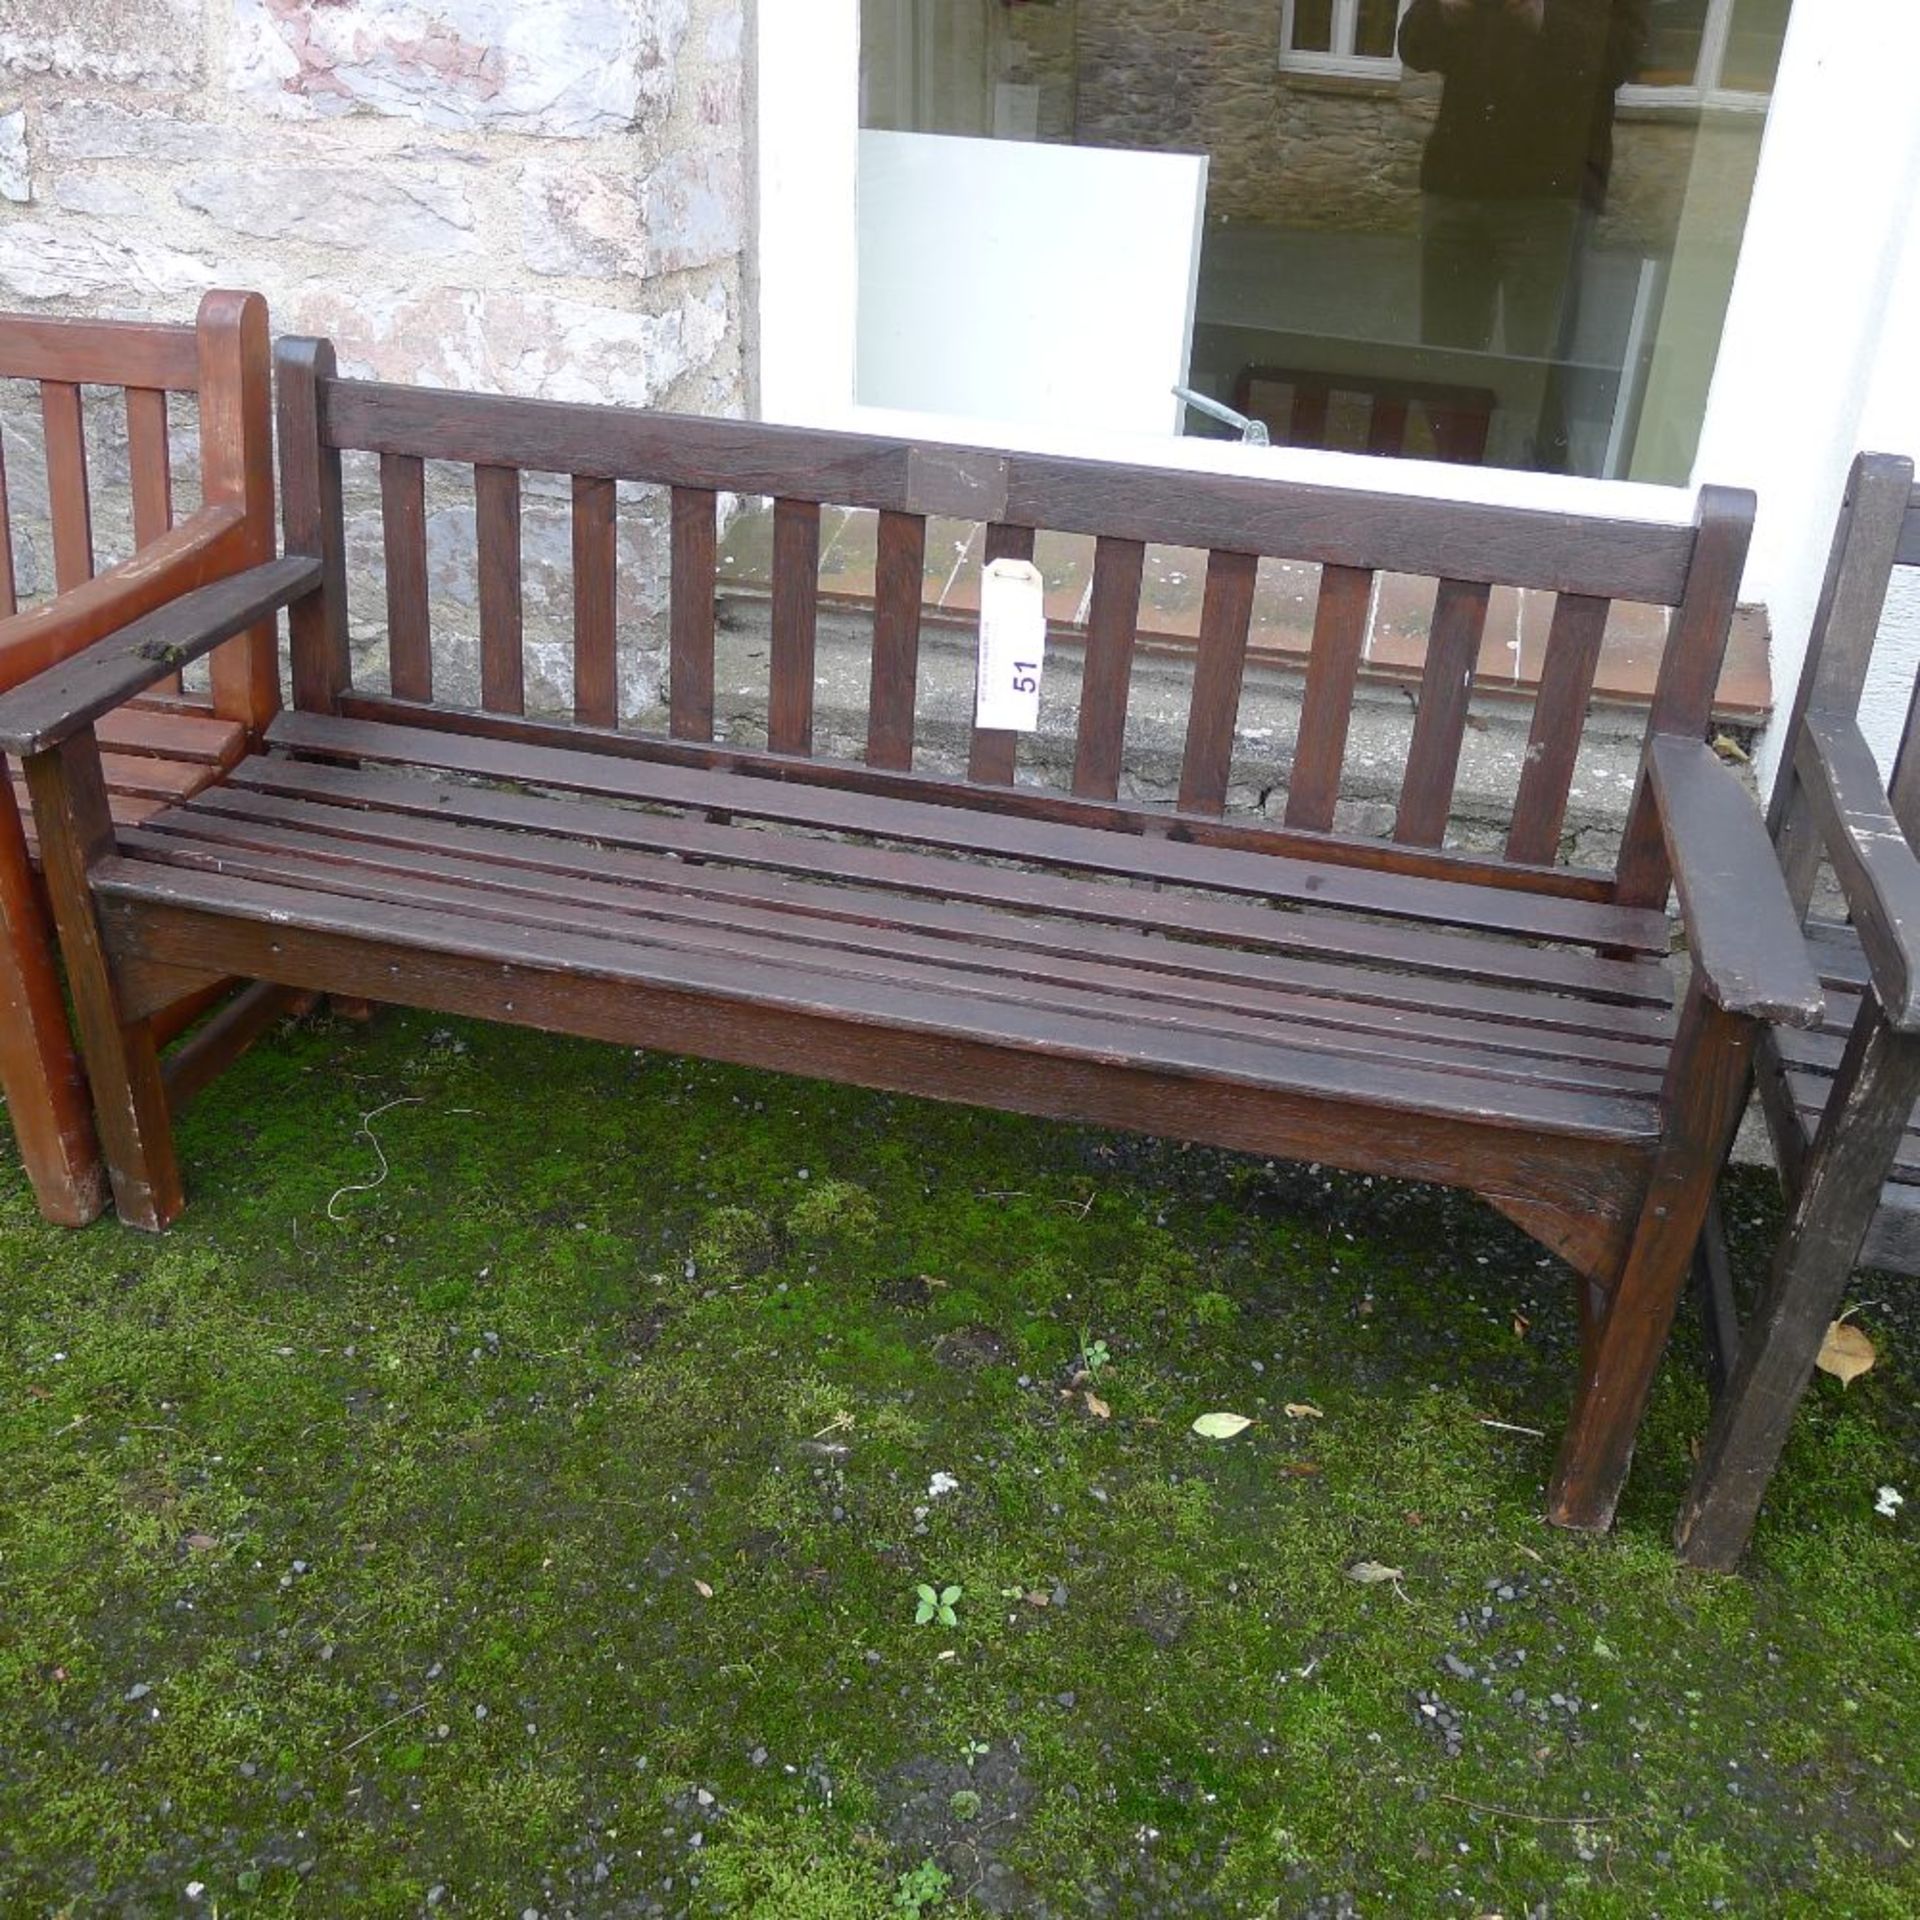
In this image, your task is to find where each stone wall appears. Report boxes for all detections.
[0,0,748,717]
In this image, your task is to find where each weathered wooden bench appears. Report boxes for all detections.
[1677,452,1920,1569]
[0,293,282,1224]
[1,335,1822,1529]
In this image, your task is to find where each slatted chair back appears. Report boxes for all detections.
[0,293,279,734]
[1767,453,1920,911]
[1232,364,1498,465]
[276,339,1752,916]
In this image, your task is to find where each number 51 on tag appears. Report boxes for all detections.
[976,558,1047,733]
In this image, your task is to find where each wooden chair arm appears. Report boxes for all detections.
[1649,734,1823,1028]
[1797,709,1920,1030]
[0,557,320,758]
[0,503,251,692]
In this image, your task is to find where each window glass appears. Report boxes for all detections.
[858,0,1792,483]
[1292,0,1336,55]
[1721,0,1791,93]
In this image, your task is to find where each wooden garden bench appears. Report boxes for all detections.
[1676,452,1920,1569]
[0,293,283,1224]
[0,335,1821,1529]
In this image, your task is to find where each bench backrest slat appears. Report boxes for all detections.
[1394,577,1492,847]
[380,454,432,704]
[1070,534,1145,802]
[0,435,13,617]
[867,508,926,772]
[40,382,93,593]
[1284,562,1372,833]
[572,476,619,730]
[769,496,821,756]
[1506,592,1611,865]
[669,485,718,741]
[126,389,174,550]
[1177,547,1258,816]
[285,345,1756,903]
[1882,483,1920,839]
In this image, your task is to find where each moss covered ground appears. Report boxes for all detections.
[1,1008,1916,1917]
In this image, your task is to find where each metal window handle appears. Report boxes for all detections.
[1173,386,1271,446]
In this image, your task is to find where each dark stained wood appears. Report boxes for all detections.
[1646,735,1822,1024]
[161,980,308,1110]
[670,485,717,742]
[1506,593,1609,865]
[1613,487,1756,908]
[969,523,1035,787]
[1678,999,1920,1569]
[1394,578,1491,847]
[571,475,618,729]
[0,431,16,618]
[1283,564,1372,832]
[336,688,1630,905]
[380,454,432,704]
[1177,548,1258,816]
[21,732,181,1232]
[867,510,926,772]
[1071,535,1145,802]
[322,377,1700,601]
[0,313,200,391]
[769,497,820,756]
[126,388,175,550]
[1795,711,1920,1027]
[475,464,525,716]
[42,382,94,592]
[1549,981,1757,1531]
[0,559,322,756]
[277,336,351,716]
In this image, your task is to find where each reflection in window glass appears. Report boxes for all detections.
[1641,0,1709,87]
[857,0,1792,483]
[1291,0,1335,55]
[1355,0,1403,61]
[1722,0,1791,93]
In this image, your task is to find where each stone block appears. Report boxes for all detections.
[521,159,646,280]
[41,101,250,166]
[229,0,691,140]
[0,219,208,307]
[177,166,479,255]
[644,143,742,276]
[289,280,731,409]
[0,0,203,87]
[0,106,28,202]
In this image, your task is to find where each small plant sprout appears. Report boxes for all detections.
[894,1859,951,1911]
[961,1737,990,1769]
[1077,1330,1112,1378]
[915,1583,962,1628]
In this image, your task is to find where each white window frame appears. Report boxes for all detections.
[1277,0,1411,78]
[1619,0,1778,112]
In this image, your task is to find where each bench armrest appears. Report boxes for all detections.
[1649,735,1823,1028]
[1796,710,1920,1031]
[0,557,319,758]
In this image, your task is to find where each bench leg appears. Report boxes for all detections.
[1675,998,1920,1571]
[0,781,106,1226]
[22,735,182,1234]
[1548,983,1756,1533]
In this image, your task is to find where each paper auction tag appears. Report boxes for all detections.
[975,558,1047,733]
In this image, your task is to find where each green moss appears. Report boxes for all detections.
[0,1012,1915,1915]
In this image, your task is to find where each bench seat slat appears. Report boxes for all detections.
[91,851,1662,1145]
[265,711,1671,956]
[124,812,1669,1102]
[224,756,1676,1021]
[138,788,1675,1092]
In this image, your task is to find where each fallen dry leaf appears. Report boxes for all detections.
[1083,1391,1111,1419]
[693,1579,714,1599]
[184,1532,218,1553]
[1191,1411,1253,1440]
[1024,1590,1051,1607]
[1280,1462,1322,1478]
[1284,1403,1324,1420]
[1817,1320,1877,1387]
[1346,1559,1406,1586]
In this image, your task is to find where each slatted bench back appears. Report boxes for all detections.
[0,293,278,733]
[277,337,1753,914]
[1772,452,1920,910]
